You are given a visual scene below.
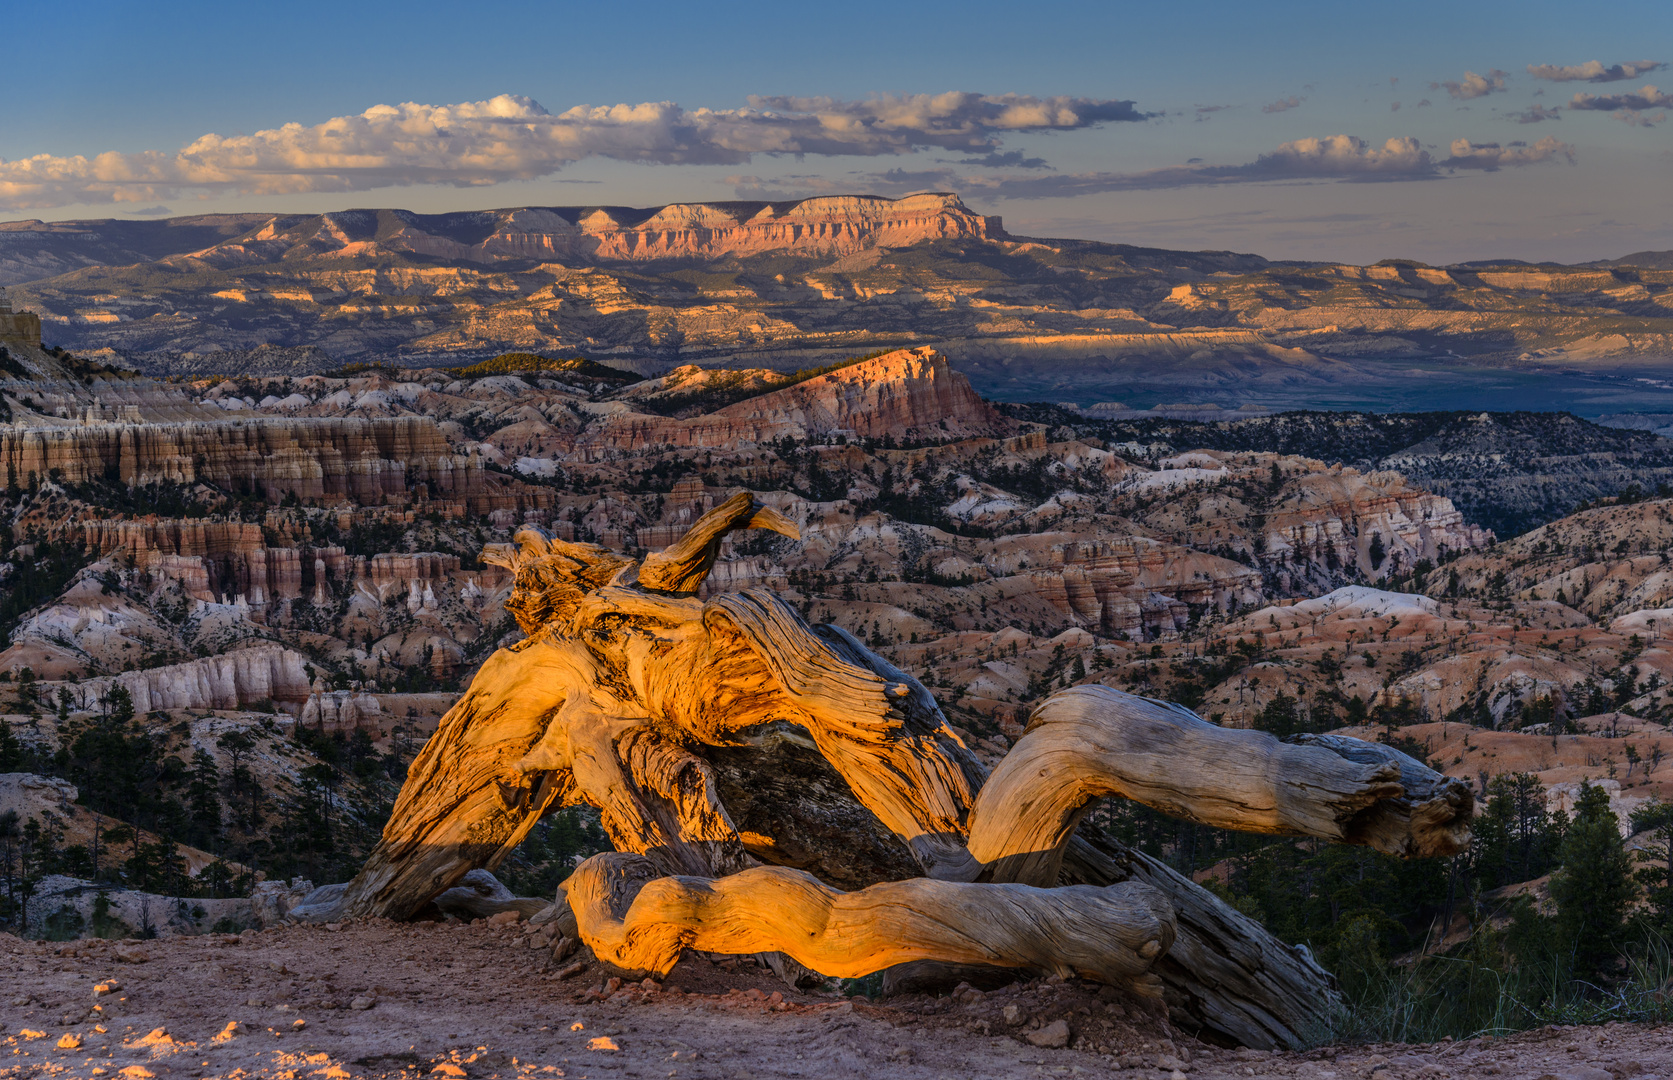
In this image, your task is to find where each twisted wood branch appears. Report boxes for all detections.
[968,686,1473,887]
[566,852,1176,993]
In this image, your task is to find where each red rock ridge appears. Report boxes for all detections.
[583,347,1012,452]
[182,194,1001,268]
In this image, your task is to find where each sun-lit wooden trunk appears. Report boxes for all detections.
[329,492,1474,1049]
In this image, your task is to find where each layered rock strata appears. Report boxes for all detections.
[0,415,543,516]
[65,643,313,713]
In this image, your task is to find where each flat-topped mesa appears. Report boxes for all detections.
[578,193,1001,262]
[589,347,1013,452]
[0,415,548,516]
[216,194,1003,267]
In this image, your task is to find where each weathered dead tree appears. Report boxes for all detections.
[568,852,1175,995]
[969,687,1473,887]
[330,490,1474,1048]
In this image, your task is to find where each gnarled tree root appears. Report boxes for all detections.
[565,852,1177,995]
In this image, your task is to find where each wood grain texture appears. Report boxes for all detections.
[704,590,985,879]
[1062,831,1341,1050]
[327,489,1471,1049]
[566,851,1175,993]
[968,686,1470,887]
[638,491,798,594]
[1286,733,1474,858]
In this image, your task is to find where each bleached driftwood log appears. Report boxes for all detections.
[331,490,1474,1048]
[567,852,1175,993]
[968,687,1471,887]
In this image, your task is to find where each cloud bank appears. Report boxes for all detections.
[1568,85,1673,111]
[1568,85,1672,125]
[0,91,1148,211]
[732,133,1575,201]
[1529,60,1664,83]
[1440,137,1575,169]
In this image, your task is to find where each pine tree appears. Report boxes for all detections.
[186,750,223,846]
[1551,781,1637,977]
[106,686,134,725]
[1254,693,1301,738]
[1631,799,1673,932]
[217,731,262,831]
[1472,772,1562,890]
[0,719,24,771]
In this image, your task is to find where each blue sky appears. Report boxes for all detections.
[4,0,1669,263]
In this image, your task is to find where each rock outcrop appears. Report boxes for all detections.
[0,415,545,516]
[21,873,312,937]
[582,347,1009,450]
[1106,451,1492,592]
[1017,535,1262,636]
[66,643,313,714]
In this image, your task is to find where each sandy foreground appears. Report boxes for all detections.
[4,920,1671,1080]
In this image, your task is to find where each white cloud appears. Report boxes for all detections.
[1249,135,1432,177]
[1569,85,1673,111]
[1528,60,1664,83]
[1262,96,1304,114]
[1439,137,1575,169]
[1435,70,1509,100]
[0,91,1148,212]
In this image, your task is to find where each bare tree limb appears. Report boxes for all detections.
[566,852,1176,994]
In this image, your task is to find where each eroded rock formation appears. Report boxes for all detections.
[0,415,526,511]
[65,643,314,714]
[582,347,1010,450]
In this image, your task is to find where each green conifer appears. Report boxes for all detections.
[1550,781,1637,977]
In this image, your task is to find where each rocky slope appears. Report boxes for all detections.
[0,338,1663,1016]
[1014,404,1673,538]
[5,195,1671,405]
[0,341,548,518]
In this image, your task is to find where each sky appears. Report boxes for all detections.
[2,0,1669,264]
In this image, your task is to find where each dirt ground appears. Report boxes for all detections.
[4,920,1671,1080]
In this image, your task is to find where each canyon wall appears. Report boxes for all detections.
[79,517,477,606]
[1028,536,1265,636]
[67,643,314,714]
[0,415,546,516]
